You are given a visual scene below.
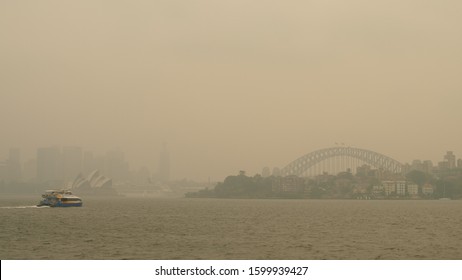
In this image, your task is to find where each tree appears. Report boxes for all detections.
[405,170,430,186]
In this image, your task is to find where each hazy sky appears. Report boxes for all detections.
[1,0,461,181]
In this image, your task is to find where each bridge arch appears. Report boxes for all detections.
[280,147,403,176]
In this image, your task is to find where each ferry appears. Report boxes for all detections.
[37,190,83,207]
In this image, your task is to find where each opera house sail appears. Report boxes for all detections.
[69,170,118,195]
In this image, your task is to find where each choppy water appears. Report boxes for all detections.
[1,195,461,259]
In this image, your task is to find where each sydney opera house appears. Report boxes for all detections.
[68,170,118,195]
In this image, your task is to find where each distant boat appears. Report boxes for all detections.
[37,190,83,207]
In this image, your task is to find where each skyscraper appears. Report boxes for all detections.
[23,158,37,182]
[444,151,456,169]
[37,146,62,183]
[6,148,21,182]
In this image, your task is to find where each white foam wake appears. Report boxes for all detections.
[0,205,50,209]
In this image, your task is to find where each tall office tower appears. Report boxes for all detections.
[422,160,433,174]
[62,146,82,181]
[444,151,456,169]
[158,143,170,183]
[6,148,22,182]
[37,146,62,183]
[23,158,37,182]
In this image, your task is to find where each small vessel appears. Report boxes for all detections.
[37,190,83,207]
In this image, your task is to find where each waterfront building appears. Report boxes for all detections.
[396,181,406,196]
[422,184,434,196]
[272,175,304,193]
[353,184,368,195]
[372,185,384,196]
[382,181,396,196]
[407,184,419,196]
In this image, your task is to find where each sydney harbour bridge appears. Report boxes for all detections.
[280,146,403,177]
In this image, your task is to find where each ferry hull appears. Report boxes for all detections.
[38,202,83,207]
[56,202,83,207]
[38,201,83,207]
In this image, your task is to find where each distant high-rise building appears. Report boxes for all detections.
[401,163,411,174]
[62,146,82,181]
[158,143,170,183]
[444,151,456,169]
[6,148,21,182]
[458,159,462,168]
[422,160,433,173]
[23,158,37,182]
[37,146,62,183]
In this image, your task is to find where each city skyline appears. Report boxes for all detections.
[1,1,461,181]
[0,144,460,183]
[2,0,462,266]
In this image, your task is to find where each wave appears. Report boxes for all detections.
[0,205,50,209]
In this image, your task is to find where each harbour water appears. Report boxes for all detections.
[1,195,461,259]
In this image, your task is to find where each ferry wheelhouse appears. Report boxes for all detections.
[38,190,83,207]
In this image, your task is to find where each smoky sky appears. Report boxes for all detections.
[1,0,461,181]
